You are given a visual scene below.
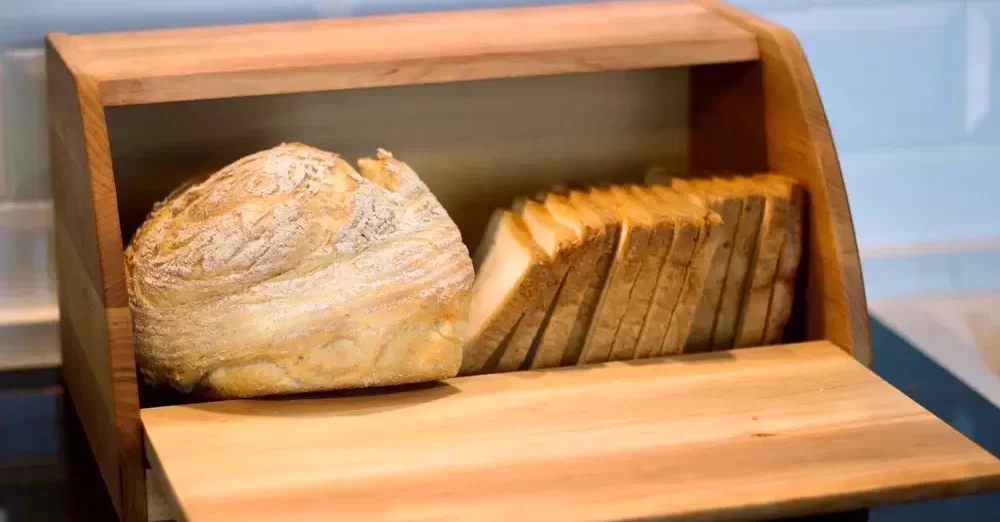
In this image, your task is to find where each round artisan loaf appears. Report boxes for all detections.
[125,143,474,398]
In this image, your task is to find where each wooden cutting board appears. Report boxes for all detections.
[143,341,1000,522]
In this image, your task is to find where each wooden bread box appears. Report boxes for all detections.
[46,1,1000,521]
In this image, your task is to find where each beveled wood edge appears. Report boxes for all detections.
[46,1,760,106]
[694,0,871,366]
[140,341,1000,522]
[47,34,130,307]
[47,33,147,522]
[96,43,756,107]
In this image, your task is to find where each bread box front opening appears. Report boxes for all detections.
[103,66,815,408]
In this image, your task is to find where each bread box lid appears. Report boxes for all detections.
[142,342,1000,522]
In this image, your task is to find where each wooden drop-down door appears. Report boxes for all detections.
[142,342,1000,522]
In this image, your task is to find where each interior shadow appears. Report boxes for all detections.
[486,347,740,382]
[177,380,460,419]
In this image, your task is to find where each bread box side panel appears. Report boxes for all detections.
[690,0,871,364]
[46,36,145,522]
[105,68,689,250]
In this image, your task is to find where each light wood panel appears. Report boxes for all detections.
[105,68,689,249]
[46,35,145,522]
[52,1,757,106]
[689,0,871,364]
[143,342,1000,522]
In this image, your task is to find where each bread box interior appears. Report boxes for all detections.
[46,1,1000,521]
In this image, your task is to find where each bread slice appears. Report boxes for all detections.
[516,194,603,369]
[462,210,550,375]
[709,178,766,351]
[495,198,578,372]
[603,185,675,360]
[563,189,620,365]
[577,186,653,364]
[734,175,796,348]
[632,185,703,359]
[659,202,725,356]
[660,176,743,353]
[763,180,805,344]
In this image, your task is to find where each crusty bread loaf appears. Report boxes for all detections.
[125,144,474,398]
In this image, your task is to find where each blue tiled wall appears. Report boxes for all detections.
[731,0,1000,252]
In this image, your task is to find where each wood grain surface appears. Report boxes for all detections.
[50,2,884,519]
[690,0,871,364]
[46,34,145,521]
[51,1,758,106]
[143,342,1000,522]
[105,68,689,251]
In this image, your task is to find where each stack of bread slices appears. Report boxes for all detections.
[461,172,804,375]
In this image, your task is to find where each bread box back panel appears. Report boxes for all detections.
[105,68,689,250]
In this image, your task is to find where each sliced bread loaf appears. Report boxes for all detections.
[763,179,805,344]
[710,178,766,351]
[606,185,674,360]
[733,175,796,347]
[632,185,703,359]
[658,176,742,353]
[496,198,578,371]
[463,210,549,375]
[578,186,653,364]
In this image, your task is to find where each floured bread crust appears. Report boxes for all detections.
[125,143,474,398]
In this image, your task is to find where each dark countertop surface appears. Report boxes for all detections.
[0,317,997,522]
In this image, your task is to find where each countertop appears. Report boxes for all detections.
[870,293,1000,409]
